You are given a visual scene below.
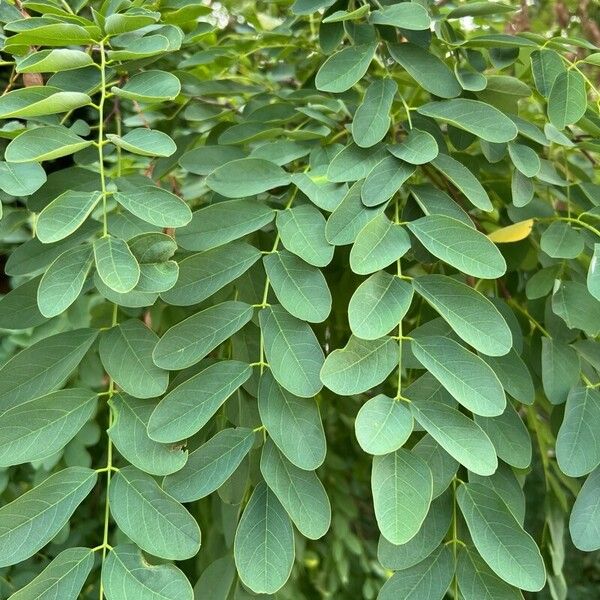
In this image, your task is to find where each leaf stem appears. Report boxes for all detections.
[507,299,552,338]
[257,189,297,372]
[97,40,109,238]
[98,300,118,600]
[399,94,413,130]
[394,199,404,400]
[450,477,461,598]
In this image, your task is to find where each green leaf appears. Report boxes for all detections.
[94,274,158,308]
[350,214,410,275]
[322,5,369,22]
[321,335,398,396]
[457,546,524,600]
[540,221,584,259]
[410,183,474,227]
[369,3,430,29]
[259,304,324,398]
[412,435,458,500]
[327,144,387,183]
[388,128,439,165]
[388,43,461,99]
[112,70,181,103]
[163,428,255,502]
[276,204,334,267]
[234,481,295,594]
[161,242,261,306]
[470,464,526,525]
[447,2,515,18]
[99,319,169,399]
[0,161,46,196]
[260,439,331,539]
[0,276,47,329]
[291,172,347,211]
[107,128,177,157]
[37,190,101,244]
[474,402,532,469]
[411,336,506,416]
[6,23,98,47]
[378,491,452,571]
[569,466,600,552]
[16,49,94,73]
[7,220,101,276]
[431,153,493,211]
[480,348,535,405]
[258,371,326,470]
[379,546,454,600]
[292,0,336,14]
[408,216,506,279]
[0,467,97,568]
[153,301,253,370]
[372,448,433,545]
[107,35,171,61]
[251,140,311,165]
[104,9,161,35]
[548,70,587,129]
[179,145,246,176]
[178,199,275,252]
[508,142,541,177]
[457,482,546,591]
[108,393,188,476]
[148,360,252,443]
[263,250,331,323]
[588,244,600,301]
[8,547,94,600]
[102,544,193,600]
[136,261,179,293]
[455,63,488,91]
[94,236,140,294]
[206,158,290,198]
[0,388,96,467]
[0,86,91,119]
[541,337,580,405]
[0,328,97,413]
[315,43,376,93]
[128,232,177,263]
[109,466,201,560]
[361,155,416,207]
[5,126,93,163]
[556,386,600,477]
[348,272,413,340]
[552,281,600,336]
[355,394,413,455]
[192,557,235,600]
[114,186,191,228]
[326,181,385,245]
[352,78,397,148]
[406,373,498,475]
[417,99,518,143]
[413,275,512,356]
[37,244,93,317]
[511,170,534,207]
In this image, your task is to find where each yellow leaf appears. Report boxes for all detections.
[488,219,534,243]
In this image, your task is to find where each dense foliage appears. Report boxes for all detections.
[0,0,599,598]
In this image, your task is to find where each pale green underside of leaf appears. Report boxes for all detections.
[0,467,97,568]
[234,482,295,594]
[109,466,201,560]
[102,544,193,600]
[457,483,546,591]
